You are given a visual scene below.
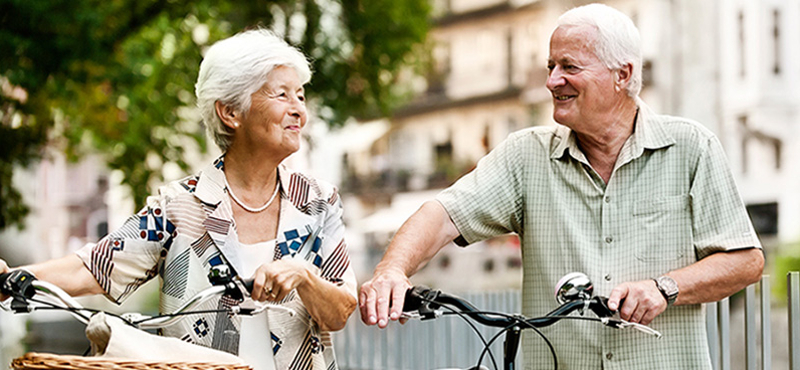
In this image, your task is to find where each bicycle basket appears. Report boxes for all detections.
[11,352,254,370]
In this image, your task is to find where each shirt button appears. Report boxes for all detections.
[604,274,612,281]
[605,236,613,244]
[604,196,611,203]
[606,353,613,360]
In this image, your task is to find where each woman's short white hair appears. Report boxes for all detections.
[557,4,642,97]
[195,28,312,152]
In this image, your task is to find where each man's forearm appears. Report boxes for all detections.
[608,247,765,325]
[670,247,764,305]
[374,200,460,277]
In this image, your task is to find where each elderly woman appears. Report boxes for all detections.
[1,29,357,370]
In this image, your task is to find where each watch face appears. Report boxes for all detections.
[658,276,679,298]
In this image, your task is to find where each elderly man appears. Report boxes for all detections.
[359,3,764,369]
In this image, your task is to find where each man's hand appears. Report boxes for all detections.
[0,259,9,301]
[607,279,668,325]
[359,267,411,328]
[359,201,459,328]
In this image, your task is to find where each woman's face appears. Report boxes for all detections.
[237,65,307,158]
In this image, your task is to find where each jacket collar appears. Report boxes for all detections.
[191,155,289,276]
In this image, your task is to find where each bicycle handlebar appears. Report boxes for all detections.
[0,268,295,330]
[402,285,661,337]
[402,282,661,370]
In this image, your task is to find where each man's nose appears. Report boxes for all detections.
[546,66,565,91]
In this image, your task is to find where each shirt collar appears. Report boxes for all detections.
[549,101,676,163]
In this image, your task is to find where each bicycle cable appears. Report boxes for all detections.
[131,309,236,325]
[415,295,501,370]
[468,311,556,370]
[20,292,236,327]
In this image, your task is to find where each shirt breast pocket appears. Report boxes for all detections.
[632,194,691,262]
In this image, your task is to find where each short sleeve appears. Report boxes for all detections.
[436,133,524,245]
[318,187,357,299]
[690,135,761,259]
[75,195,172,303]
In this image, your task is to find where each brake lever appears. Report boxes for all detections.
[589,296,662,338]
[400,308,444,321]
[601,317,662,338]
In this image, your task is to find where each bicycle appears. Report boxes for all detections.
[400,272,662,370]
[0,265,292,370]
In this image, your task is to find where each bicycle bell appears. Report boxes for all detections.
[554,272,594,304]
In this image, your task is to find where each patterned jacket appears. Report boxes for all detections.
[76,156,357,369]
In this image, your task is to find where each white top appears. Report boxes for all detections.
[237,239,276,370]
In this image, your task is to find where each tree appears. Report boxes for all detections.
[0,0,431,229]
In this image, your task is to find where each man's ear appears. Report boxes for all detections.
[215,101,240,129]
[615,63,634,93]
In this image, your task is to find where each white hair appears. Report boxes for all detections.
[195,29,312,152]
[557,4,642,97]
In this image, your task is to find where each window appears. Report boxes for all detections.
[738,11,746,78]
[483,259,495,273]
[746,202,778,237]
[439,255,451,270]
[772,9,781,75]
[739,115,748,174]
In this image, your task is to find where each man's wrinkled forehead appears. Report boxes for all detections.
[548,25,598,61]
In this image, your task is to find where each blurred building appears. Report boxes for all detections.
[338,0,800,291]
[1,0,797,322]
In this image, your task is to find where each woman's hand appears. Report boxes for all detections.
[249,259,314,302]
[249,258,356,331]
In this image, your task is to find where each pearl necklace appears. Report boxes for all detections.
[224,175,280,213]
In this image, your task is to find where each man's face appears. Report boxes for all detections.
[546,25,620,133]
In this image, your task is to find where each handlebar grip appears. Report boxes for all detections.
[402,286,430,312]
[0,272,11,295]
[241,278,255,294]
[0,270,37,298]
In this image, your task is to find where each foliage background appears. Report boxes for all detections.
[0,0,431,229]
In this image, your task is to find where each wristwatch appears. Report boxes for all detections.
[653,275,679,306]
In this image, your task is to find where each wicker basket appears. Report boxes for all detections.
[11,353,254,370]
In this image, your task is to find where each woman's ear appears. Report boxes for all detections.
[215,101,240,129]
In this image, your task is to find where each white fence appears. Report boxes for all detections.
[335,273,800,370]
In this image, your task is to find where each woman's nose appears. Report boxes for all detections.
[290,97,307,120]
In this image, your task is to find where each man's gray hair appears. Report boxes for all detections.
[195,28,312,152]
[557,4,642,97]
